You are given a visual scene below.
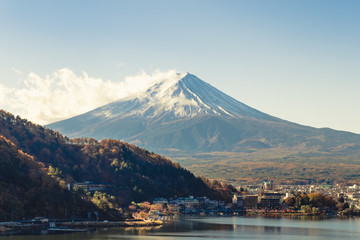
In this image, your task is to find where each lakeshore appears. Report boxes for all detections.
[2,209,360,237]
[0,219,163,236]
[1,216,360,240]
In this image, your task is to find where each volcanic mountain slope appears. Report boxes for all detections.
[48,73,360,154]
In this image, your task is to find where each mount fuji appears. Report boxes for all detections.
[47,73,360,154]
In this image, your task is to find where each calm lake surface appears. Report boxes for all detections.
[2,216,360,240]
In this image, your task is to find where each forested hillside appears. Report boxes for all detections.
[0,135,96,220]
[0,110,234,220]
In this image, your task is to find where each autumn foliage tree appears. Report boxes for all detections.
[284,192,336,210]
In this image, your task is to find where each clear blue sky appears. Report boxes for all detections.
[0,0,359,133]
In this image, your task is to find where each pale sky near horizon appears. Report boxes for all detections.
[0,0,359,133]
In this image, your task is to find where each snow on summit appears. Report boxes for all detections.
[92,72,276,121]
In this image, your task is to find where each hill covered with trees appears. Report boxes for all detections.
[0,135,96,220]
[0,110,234,220]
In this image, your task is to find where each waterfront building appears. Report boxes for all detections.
[232,194,244,208]
[258,192,283,208]
[243,195,258,209]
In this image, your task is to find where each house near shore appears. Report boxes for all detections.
[258,192,283,208]
[232,191,283,209]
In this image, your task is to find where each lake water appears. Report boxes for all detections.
[2,216,360,240]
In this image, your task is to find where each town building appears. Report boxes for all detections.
[232,194,244,208]
[263,180,273,190]
[243,195,258,209]
[258,192,283,208]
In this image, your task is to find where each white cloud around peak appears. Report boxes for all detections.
[0,68,179,125]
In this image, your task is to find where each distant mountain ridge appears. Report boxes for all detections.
[47,73,360,154]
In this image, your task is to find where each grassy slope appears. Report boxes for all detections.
[172,146,360,186]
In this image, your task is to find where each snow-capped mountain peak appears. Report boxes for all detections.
[92,72,275,121]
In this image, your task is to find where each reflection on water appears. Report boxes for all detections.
[2,216,360,240]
